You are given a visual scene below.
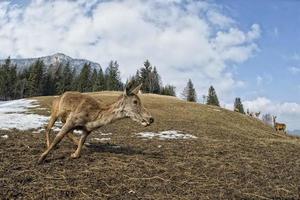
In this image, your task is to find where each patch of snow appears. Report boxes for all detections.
[32,128,44,133]
[36,107,47,110]
[0,99,39,113]
[1,135,8,139]
[209,108,221,112]
[100,132,112,136]
[128,190,136,194]
[0,113,48,131]
[73,130,83,134]
[136,130,197,140]
[52,127,61,132]
[92,137,111,141]
[0,99,49,131]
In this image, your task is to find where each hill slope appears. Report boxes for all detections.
[0,92,300,199]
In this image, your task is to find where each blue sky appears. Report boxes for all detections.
[1,0,300,130]
[220,0,300,102]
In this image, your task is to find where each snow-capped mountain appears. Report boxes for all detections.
[0,53,101,71]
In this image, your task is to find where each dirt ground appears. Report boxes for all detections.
[1,93,300,199]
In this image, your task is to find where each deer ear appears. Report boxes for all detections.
[124,85,130,96]
[130,83,142,95]
[124,80,135,96]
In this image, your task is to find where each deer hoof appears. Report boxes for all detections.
[37,157,45,164]
[70,153,80,159]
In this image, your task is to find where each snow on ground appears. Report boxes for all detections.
[92,137,111,141]
[208,108,221,112]
[100,132,112,136]
[1,134,8,139]
[0,100,196,142]
[0,99,49,131]
[136,130,197,140]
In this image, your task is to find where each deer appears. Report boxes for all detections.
[272,116,286,133]
[38,83,154,164]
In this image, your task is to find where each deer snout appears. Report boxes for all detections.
[141,116,154,127]
[149,117,154,124]
[144,117,154,126]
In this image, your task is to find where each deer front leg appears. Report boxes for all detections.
[71,131,89,159]
[38,122,73,164]
[45,116,58,148]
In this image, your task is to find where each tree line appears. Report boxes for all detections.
[182,79,278,127]
[182,79,221,107]
[0,57,176,100]
[181,79,248,114]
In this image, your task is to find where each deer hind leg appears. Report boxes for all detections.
[67,131,79,146]
[71,131,89,159]
[38,120,74,164]
[45,115,58,148]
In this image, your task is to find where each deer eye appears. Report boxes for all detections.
[133,100,138,105]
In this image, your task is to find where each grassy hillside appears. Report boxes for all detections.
[1,92,300,199]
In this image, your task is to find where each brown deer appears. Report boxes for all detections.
[38,83,154,164]
[272,116,286,133]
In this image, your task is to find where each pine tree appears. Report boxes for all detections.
[105,61,123,91]
[234,97,245,114]
[0,57,15,100]
[206,85,220,106]
[150,67,161,94]
[9,64,17,99]
[52,63,63,94]
[182,79,197,102]
[42,72,55,96]
[139,60,152,93]
[15,74,27,99]
[27,59,45,97]
[57,62,73,94]
[161,85,176,96]
[77,63,92,92]
[91,68,98,92]
[71,68,78,91]
[95,67,106,91]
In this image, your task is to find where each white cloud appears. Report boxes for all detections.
[273,27,279,37]
[256,75,263,86]
[0,0,261,100]
[207,9,235,28]
[256,74,273,86]
[288,66,300,74]
[290,53,300,61]
[226,97,300,130]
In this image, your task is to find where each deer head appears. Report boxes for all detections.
[119,83,154,126]
[273,116,277,124]
[255,112,261,118]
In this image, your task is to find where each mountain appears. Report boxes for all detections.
[0,53,101,71]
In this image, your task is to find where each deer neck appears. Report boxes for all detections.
[86,98,126,131]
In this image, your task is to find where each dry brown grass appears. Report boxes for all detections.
[1,92,300,199]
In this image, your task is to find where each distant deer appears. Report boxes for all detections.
[272,116,286,133]
[255,111,261,118]
[246,109,261,119]
[38,83,154,164]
